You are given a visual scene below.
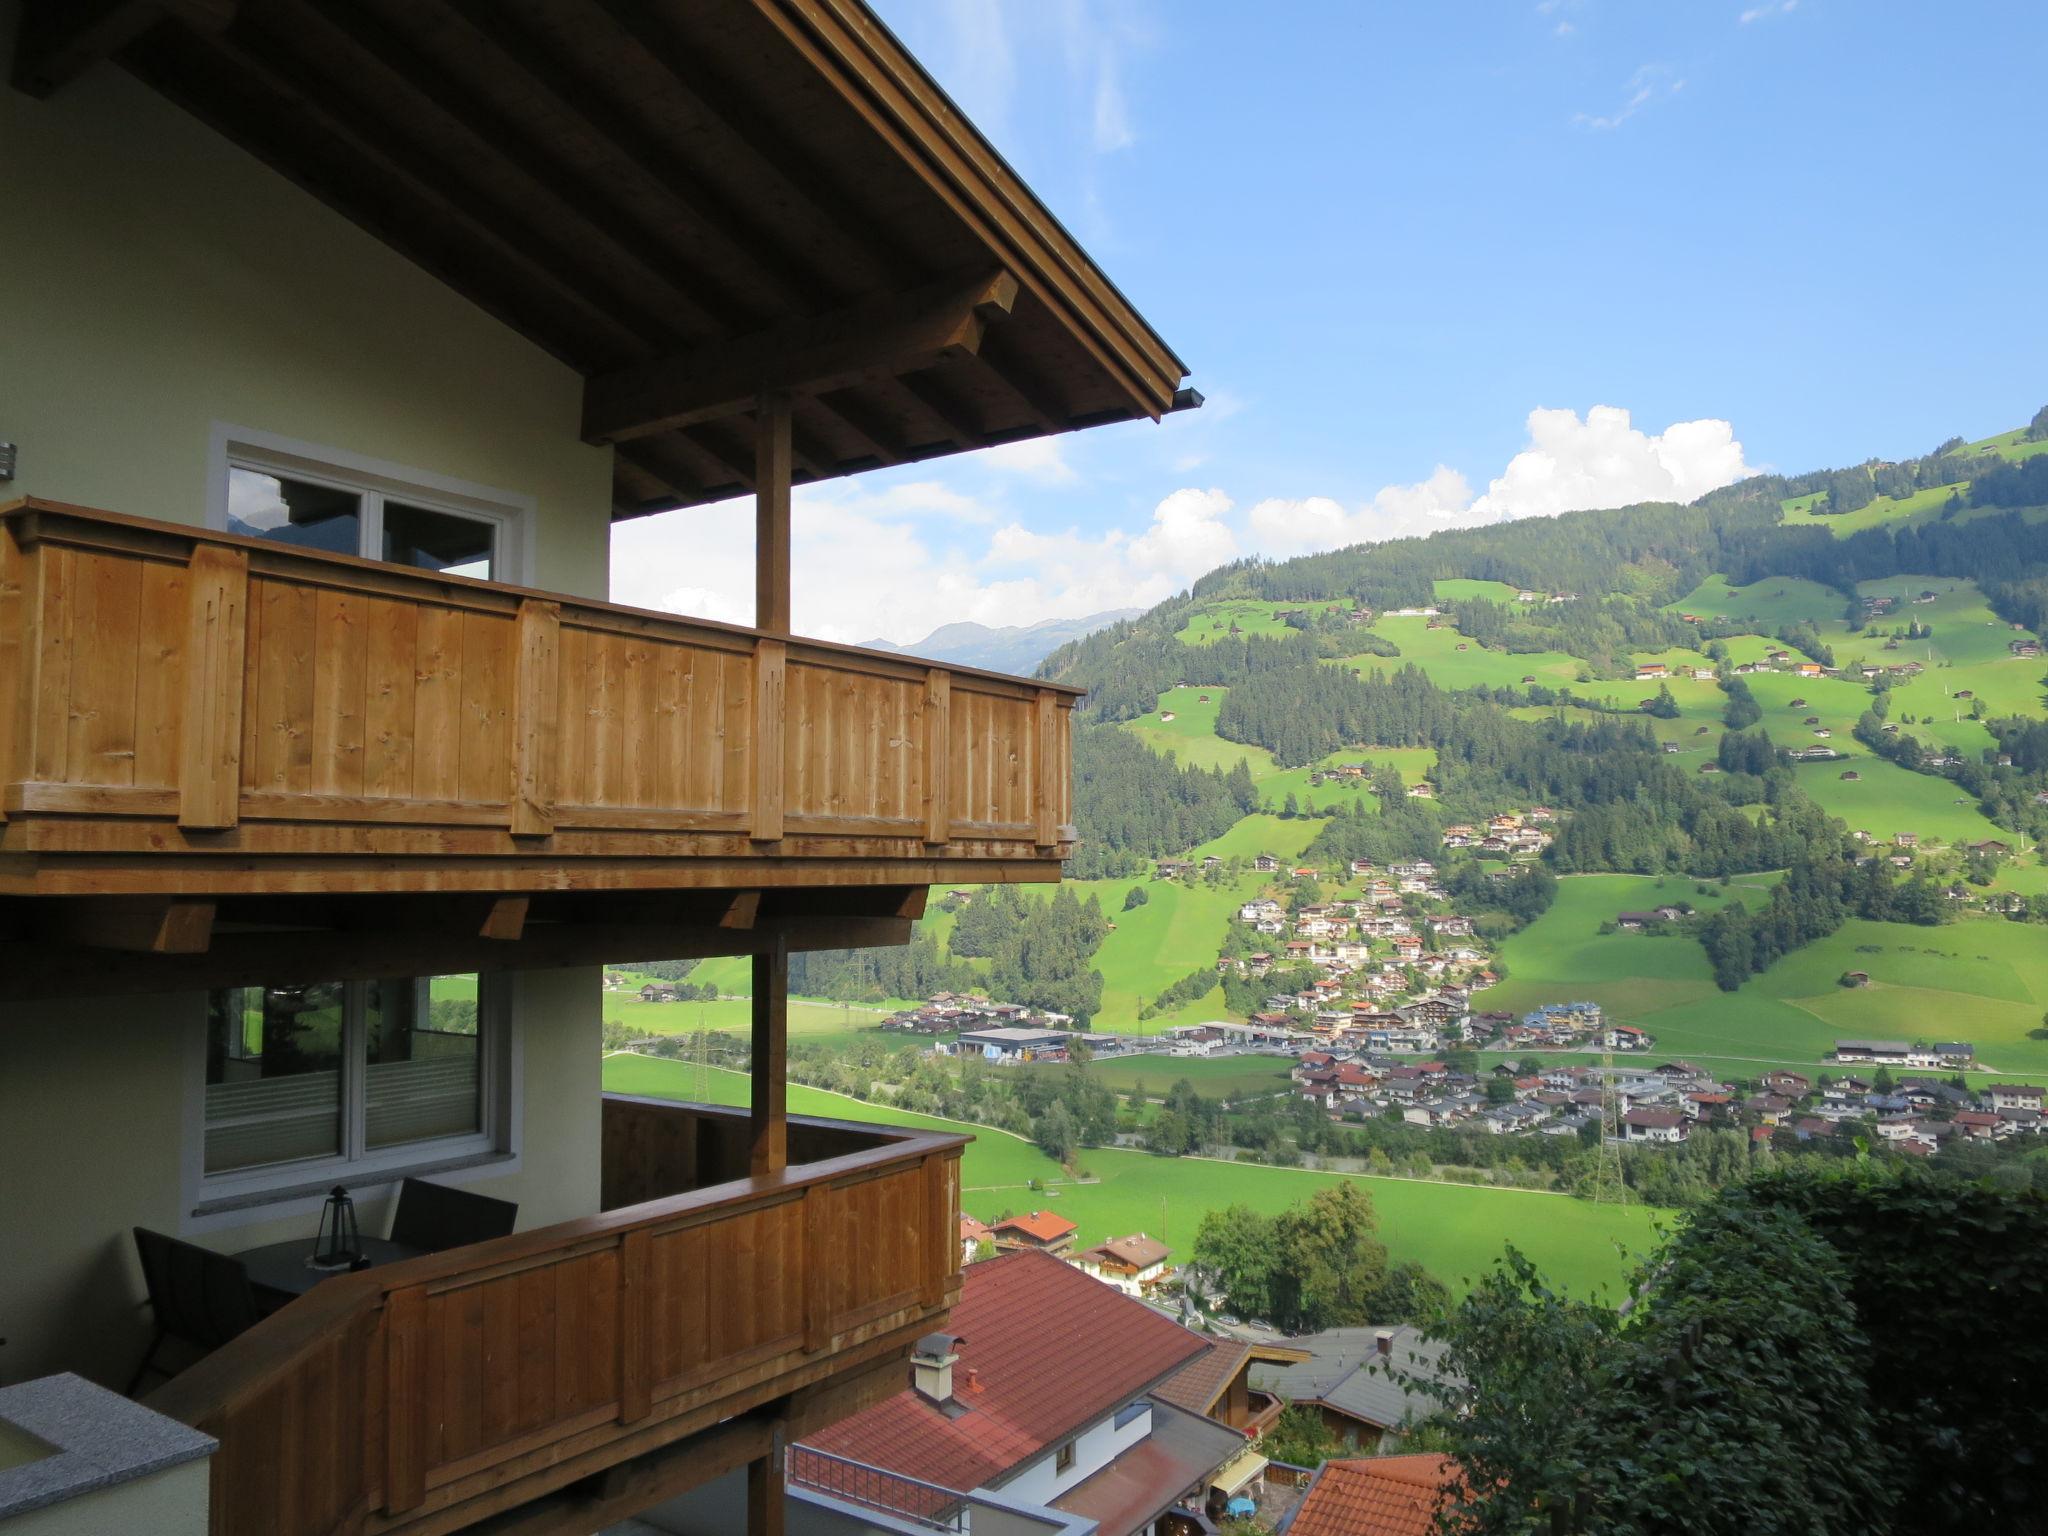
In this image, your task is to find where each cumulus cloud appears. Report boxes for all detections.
[610,481,1238,646]
[1240,406,1750,559]
[1468,406,1749,520]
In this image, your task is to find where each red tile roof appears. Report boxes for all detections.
[803,1250,1210,1493]
[1284,1455,1461,1536]
[961,1214,994,1243]
[993,1209,1077,1243]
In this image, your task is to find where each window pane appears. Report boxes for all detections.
[365,975,482,1150]
[225,467,362,556]
[204,984,346,1173]
[383,502,496,580]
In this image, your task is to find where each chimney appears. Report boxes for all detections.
[911,1332,963,1405]
[1375,1330,1395,1358]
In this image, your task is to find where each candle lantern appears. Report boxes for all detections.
[311,1185,360,1270]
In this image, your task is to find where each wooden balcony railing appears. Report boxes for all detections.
[145,1098,965,1536]
[0,500,1079,899]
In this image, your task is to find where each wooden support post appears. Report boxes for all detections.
[1034,689,1059,849]
[720,890,762,930]
[746,1432,786,1536]
[177,544,249,831]
[511,599,560,836]
[751,936,788,1178]
[619,1227,653,1424]
[922,668,950,846]
[751,639,785,843]
[801,1185,831,1353]
[755,394,792,635]
[383,1284,428,1515]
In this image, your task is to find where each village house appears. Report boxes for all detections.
[991,1211,1080,1259]
[791,1253,1253,1535]
[1070,1234,1174,1297]
[1623,1108,1689,1144]
[1247,1328,1457,1455]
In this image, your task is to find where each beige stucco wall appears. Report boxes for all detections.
[0,970,601,1391]
[0,1458,210,1536]
[0,1,617,1395]
[0,0,613,600]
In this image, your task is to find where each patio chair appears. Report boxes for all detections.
[386,1178,517,1254]
[129,1228,260,1395]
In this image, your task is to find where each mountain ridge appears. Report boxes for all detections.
[859,608,1141,675]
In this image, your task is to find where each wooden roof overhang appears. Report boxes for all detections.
[12,0,1196,517]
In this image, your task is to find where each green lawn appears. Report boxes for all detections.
[1969,427,2048,463]
[1253,748,1438,815]
[602,990,891,1038]
[1175,598,1353,646]
[1663,575,1842,632]
[1432,578,1526,604]
[1187,812,1323,865]
[1782,481,1967,536]
[1624,914,2048,1084]
[1013,1053,1297,1102]
[1349,615,1583,691]
[1120,686,1278,776]
[1018,874,1263,1031]
[1484,873,1775,1024]
[603,1055,1660,1297]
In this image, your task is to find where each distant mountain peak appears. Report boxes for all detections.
[861,609,1141,675]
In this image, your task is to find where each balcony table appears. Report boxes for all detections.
[235,1235,427,1306]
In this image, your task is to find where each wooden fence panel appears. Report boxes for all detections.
[0,502,1079,890]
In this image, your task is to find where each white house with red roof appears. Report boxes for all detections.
[793,1251,1252,1535]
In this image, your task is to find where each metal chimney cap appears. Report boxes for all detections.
[913,1331,962,1360]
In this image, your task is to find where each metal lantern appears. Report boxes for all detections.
[312,1185,360,1270]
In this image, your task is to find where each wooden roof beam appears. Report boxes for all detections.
[431,0,819,321]
[165,23,647,362]
[894,370,986,452]
[10,0,232,98]
[975,328,1070,434]
[290,0,740,341]
[582,0,914,284]
[582,268,1018,446]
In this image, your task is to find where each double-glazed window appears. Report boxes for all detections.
[202,976,508,1192]
[210,428,528,583]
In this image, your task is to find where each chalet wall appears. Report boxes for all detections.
[0,0,613,601]
[0,970,601,1390]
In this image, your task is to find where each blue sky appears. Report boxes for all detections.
[613,0,2048,643]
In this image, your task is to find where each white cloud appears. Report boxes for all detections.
[1575,63,1684,130]
[1739,0,1797,21]
[1468,406,1749,520]
[979,436,1078,485]
[609,482,1237,647]
[1239,406,1750,559]
[608,407,1749,644]
[1247,468,1476,558]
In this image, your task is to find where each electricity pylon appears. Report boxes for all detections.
[1588,1048,1629,1205]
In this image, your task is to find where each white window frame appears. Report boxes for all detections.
[182,975,521,1231]
[204,422,536,586]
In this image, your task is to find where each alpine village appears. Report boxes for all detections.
[0,5,2043,1536]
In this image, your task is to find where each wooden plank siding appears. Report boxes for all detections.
[0,501,1078,897]
[145,1098,966,1536]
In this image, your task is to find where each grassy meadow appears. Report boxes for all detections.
[603,1054,1661,1298]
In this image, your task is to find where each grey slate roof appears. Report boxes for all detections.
[1246,1326,1456,1432]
